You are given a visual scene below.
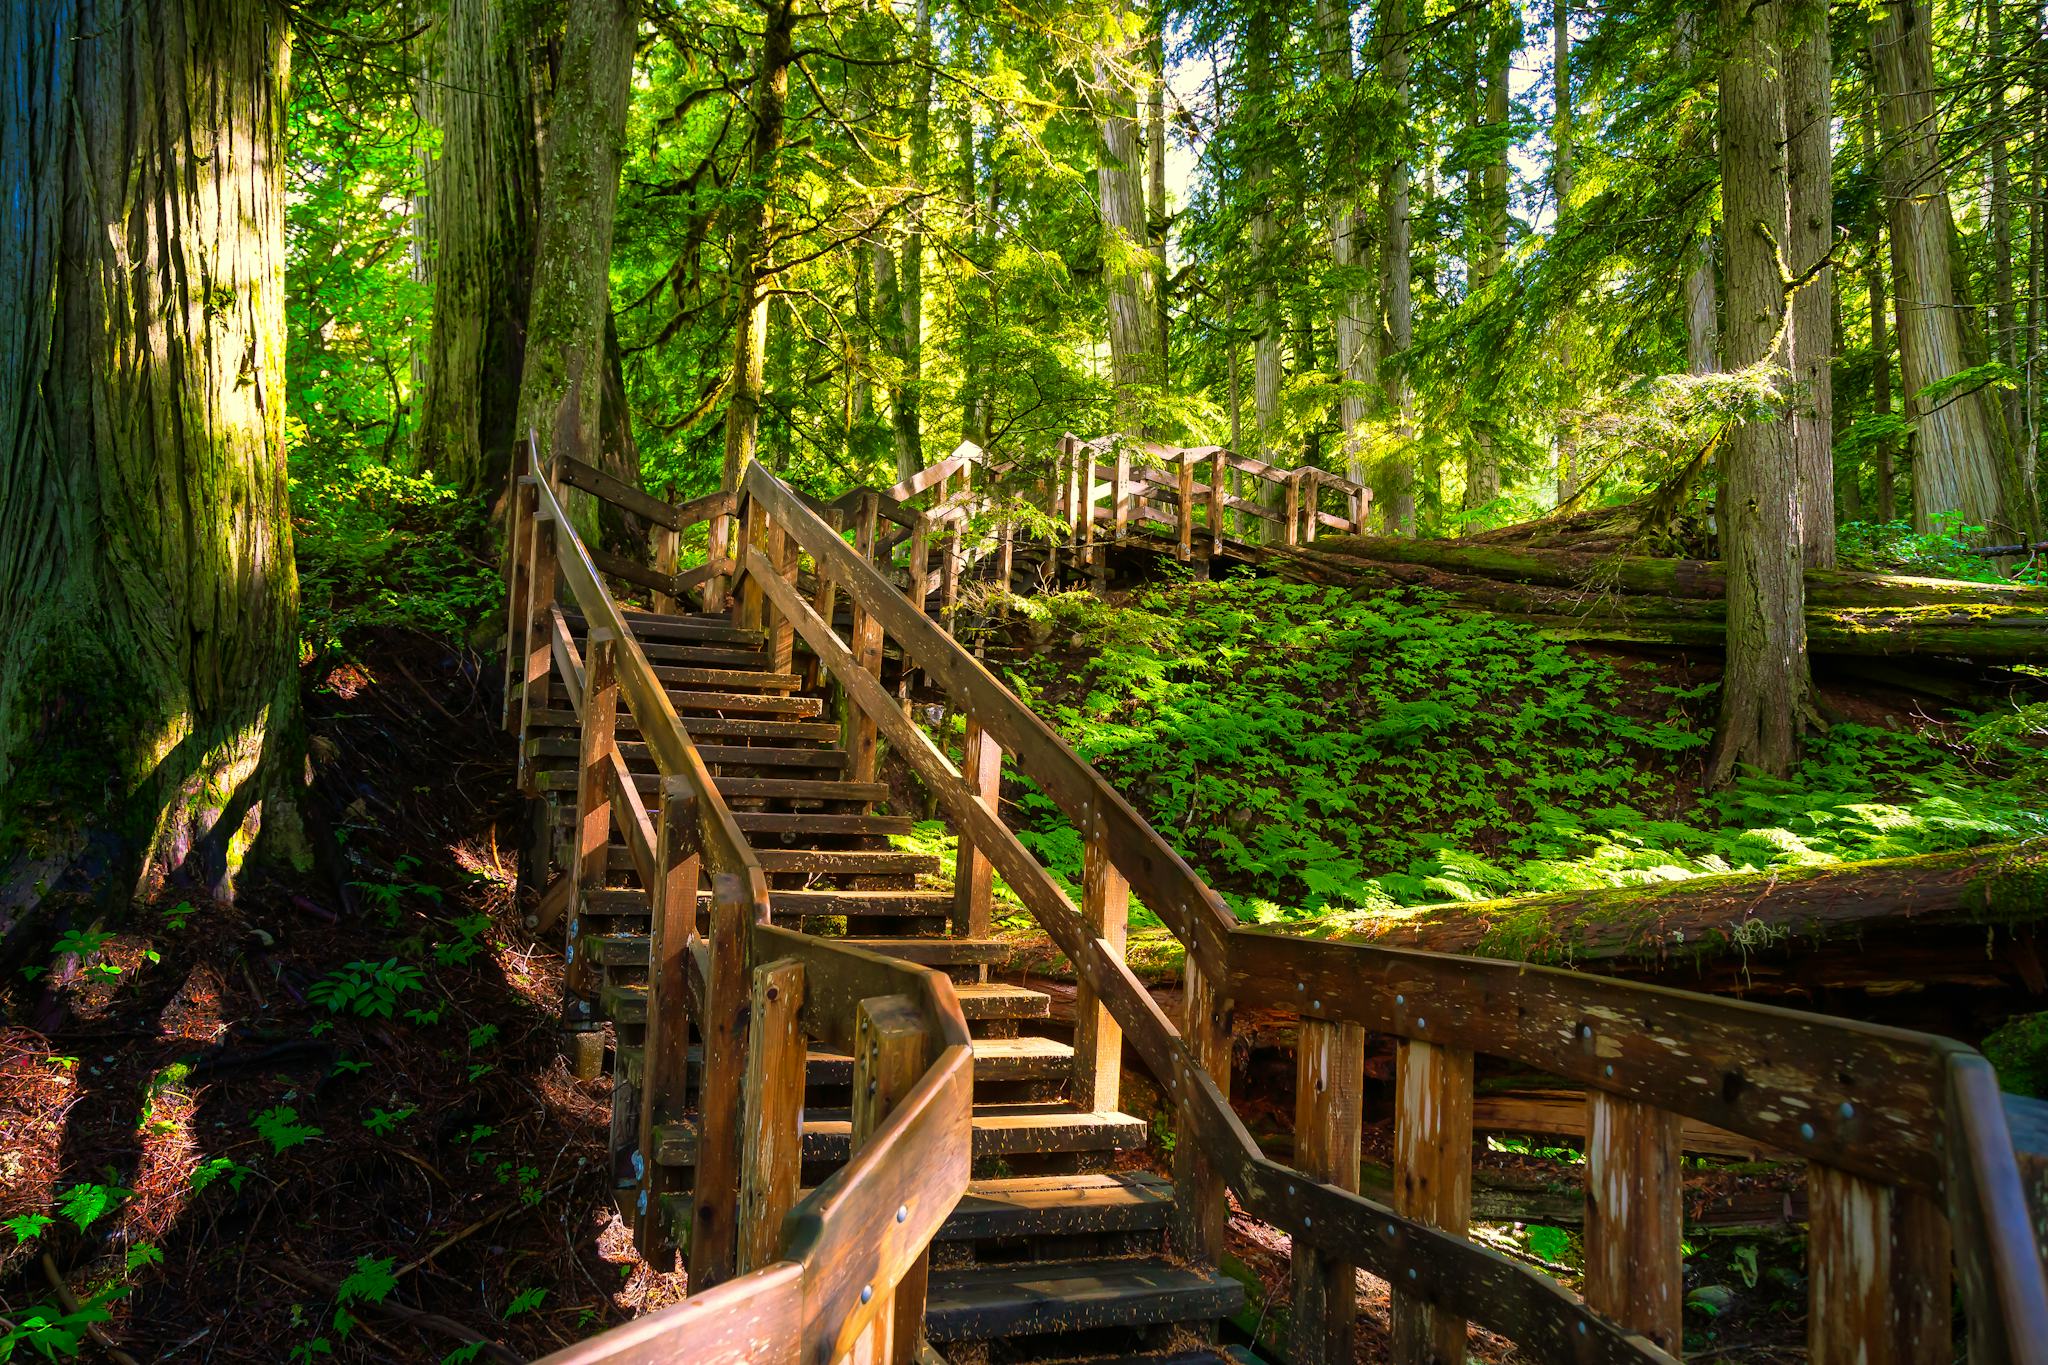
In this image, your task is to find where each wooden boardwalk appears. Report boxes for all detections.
[499,433,2048,1365]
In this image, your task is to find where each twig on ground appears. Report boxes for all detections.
[39,1253,142,1365]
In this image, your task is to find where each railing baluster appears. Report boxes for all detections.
[1081,441,1099,569]
[1073,823,1128,1111]
[650,491,680,615]
[1176,455,1196,562]
[1283,471,1303,549]
[1584,1093,1683,1353]
[1171,958,1231,1279]
[1304,474,1321,544]
[847,494,884,795]
[739,496,770,633]
[941,520,963,628]
[502,449,536,731]
[738,957,807,1274]
[703,506,732,614]
[952,720,1002,945]
[805,509,841,691]
[564,630,618,1075]
[767,513,795,676]
[1209,448,1227,556]
[634,779,701,1258]
[851,994,933,1365]
[1292,1018,1366,1365]
[516,479,561,791]
[1390,1039,1473,1365]
[1810,1164,1949,1365]
[1113,443,1130,545]
[690,872,754,1288]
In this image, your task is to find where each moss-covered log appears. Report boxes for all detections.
[1260,538,2048,662]
[1300,842,2045,965]
[0,0,306,911]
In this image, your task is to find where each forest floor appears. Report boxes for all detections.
[0,630,680,1363]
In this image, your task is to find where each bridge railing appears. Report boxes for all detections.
[735,455,2048,1365]
[502,438,976,1365]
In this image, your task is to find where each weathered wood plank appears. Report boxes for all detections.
[851,995,931,1365]
[1808,1165,1894,1365]
[1072,824,1128,1113]
[1292,1018,1366,1365]
[738,958,806,1275]
[1584,1094,1682,1353]
[634,778,701,1259]
[951,720,1001,940]
[558,454,686,530]
[1390,1039,1473,1365]
[528,1260,802,1365]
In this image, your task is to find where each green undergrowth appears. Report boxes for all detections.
[988,578,2048,925]
[292,458,501,658]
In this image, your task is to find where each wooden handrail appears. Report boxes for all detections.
[735,457,2048,1365]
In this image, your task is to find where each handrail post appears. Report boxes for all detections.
[847,493,885,796]
[516,475,562,792]
[739,494,770,633]
[805,508,842,691]
[651,486,681,615]
[952,720,1002,947]
[1081,440,1099,570]
[1809,1164,1951,1365]
[634,778,701,1258]
[1073,824,1128,1111]
[1176,454,1196,562]
[704,506,733,615]
[852,995,933,1365]
[1113,443,1131,545]
[1292,1018,1366,1365]
[1303,474,1321,545]
[690,872,755,1288]
[1584,1094,1683,1354]
[1283,471,1303,549]
[1209,449,1227,556]
[941,520,963,629]
[737,957,807,1274]
[502,439,536,731]
[564,630,618,1065]
[767,513,796,676]
[1390,1038,1473,1365]
[1171,958,1231,1277]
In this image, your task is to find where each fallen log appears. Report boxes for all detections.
[1255,537,2048,663]
[1305,841,2045,965]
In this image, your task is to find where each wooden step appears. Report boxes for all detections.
[655,1104,1146,1167]
[618,1032,1051,1088]
[939,1173,1174,1241]
[663,690,825,718]
[650,665,801,692]
[733,812,915,837]
[616,611,767,646]
[955,982,1051,1021]
[923,1257,1245,1341]
[526,710,837,744]
[581,932,1007,972]
[714,777,887,802]
[753,849,941,876]
[638,640,772,670]
[584,879,959,921]
[601,981,649,1024]
[697,745,850,772]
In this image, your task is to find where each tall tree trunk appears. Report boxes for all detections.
[1097,11,1157,438]
[1147,22,1170,382]
[1245,10,1283,458]
[418,0,540,500]
[516,0,638,526]
[1712,0,1810,783]
[1786,1,1835,565]
[1987,0,2024,451]
[894,0,932,478]
[1676,11,1720,377]
[721,0,800,491]
[1464,1,1515,509]
[1861,82,1899,523]
[1553,0,1579,504]
[1319,0,1377,484]
[1378,0,1417,531]
[1871,0,2028,541]
[0,0,305,905]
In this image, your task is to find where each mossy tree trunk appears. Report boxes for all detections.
[514,0,639,517]
[1097,4,1159,440]
[0,0,305,912]
[1711,0,1809,783]
[1376,0,1418,533]
[1785,0,1834,567]
[1318,0,1378,486]
[416,0,540,502]
[721,0,801,493]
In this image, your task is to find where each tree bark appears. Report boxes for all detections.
[1860,84,1899,524]
[0,0,305,907]
[1147,22,1170,383]
[1988,0,2021,448]
[1245,9,1283,459]
[1464,1,1515,509]
[515,0,638,529]
[1097,10,1158,438]
[1713,0,1809,781]
[893,0,932,477]
[1675,12,1720,377]
[1554,0,1580,503]
[721,0,801,492]
[417,0,540,501]
[1320,0,1377,484]
[1871,0,2029,542]
[1785,2,1835,566]
[1377,0,1417,531]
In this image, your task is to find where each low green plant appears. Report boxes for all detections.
[253,1105,323,1155]
[307,959,426,1018]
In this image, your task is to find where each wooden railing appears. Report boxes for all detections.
[502,437,975,1365]
[734,457,2048,1365]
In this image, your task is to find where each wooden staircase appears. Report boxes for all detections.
[532,604,1246,1363]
